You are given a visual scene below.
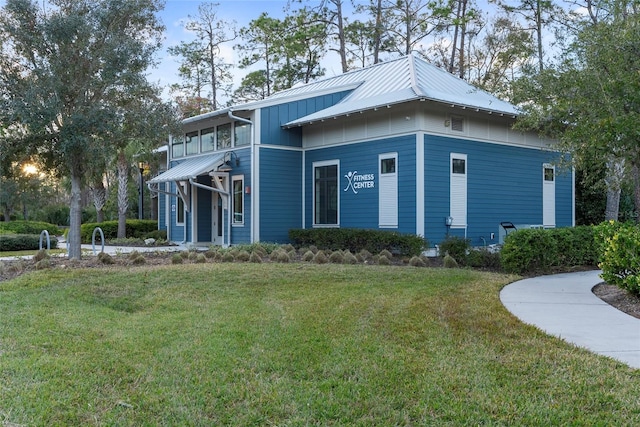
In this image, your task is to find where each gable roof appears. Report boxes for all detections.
[281,54,519,128]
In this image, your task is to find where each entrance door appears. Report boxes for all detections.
[212,193,224,245]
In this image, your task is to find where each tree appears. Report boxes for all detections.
[377,0,453,56]
[0,0,166,259]
[513,1,640,221]
[170,2,236,113]
[238,10,326,96]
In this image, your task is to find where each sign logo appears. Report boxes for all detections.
[344,171,375,194]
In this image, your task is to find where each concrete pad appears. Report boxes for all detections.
[501,270,640,369]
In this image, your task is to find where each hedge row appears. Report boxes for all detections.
[0,234,59,251]
[500,226,599,275]
[0,220,62,236]
[288,228,427,257]
[80,220,159,243]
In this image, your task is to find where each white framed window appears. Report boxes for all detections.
[379,152,398,228]
[234,121,251,147]
[176,182,187,225]
[171,135,184,158]
[217,123,231,150]
[450,153,467,228]
[313,160,339,226]
[232,175,244,225]
[201,127,215,152]
[543,164,556,227]
[185,131,199,155]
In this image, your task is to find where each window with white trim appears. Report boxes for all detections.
[232,175,244,225]
[176,182,186,225]
[314,161,339,226]
[201,127,215,152]
[185,131,198,155]
[450,153,467,228]
[234,121,250,147]
[379,153,398,228]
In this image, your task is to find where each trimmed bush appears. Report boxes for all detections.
[409,256,426,267]
[0,220,62,236]
[467,248,501,270]
[289,228,427,257]
[0,234,59,251]
[195,254,207,264]
[80,220,158,243]
[439,236,470,265]
[329,251,344,263]
[500,226,599,275]
[595,220,640,295]
[171,254,184,264]
[313,251,328,264]
[249,252,262,263]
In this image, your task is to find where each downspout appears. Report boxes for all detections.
[189,178,231,247]
[228,110,254,243]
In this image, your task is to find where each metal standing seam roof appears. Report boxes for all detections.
[180,53,519,127]
[147,153,225,184]
[283,54,519,127]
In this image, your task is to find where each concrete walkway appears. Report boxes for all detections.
[501,270,640,369]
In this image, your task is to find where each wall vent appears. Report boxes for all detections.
[451,115,464,132]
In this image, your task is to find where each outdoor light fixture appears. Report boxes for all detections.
[445,216,453,236]
[218,151,239,172]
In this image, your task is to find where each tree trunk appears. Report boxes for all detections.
[117,150,129,239]
[335,0,348,72]
[373,0,383,64]
[68,173,83,260]
[604,156,625,221]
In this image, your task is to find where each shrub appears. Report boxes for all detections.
[98,252,115,265]
[249,252,262,263]
[80,220,158,243]
[329,251,344,263]
[195,254,207,264]
[35,258,52,270]
[443,253,459,268]
[500,226,599,275]
[379,249,393,260]
[33,249,49,262]
[131,255,146,265]
[377,255,391,265]
[313,251,328,264]
[342,250,357,264]
[0,220,62,236]
[276,251,291,263]
[302,250,315,262]
[234,250,250,262]
[595,220,640,295]
[171,254,183,264]
[466,248,501,270]
[289,228,427,257]
[439,237,470,265]
[409,256,426,267]
[222,252,235,263]
[0,234,59,251]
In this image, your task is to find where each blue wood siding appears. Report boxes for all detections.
[158,189,167,232]
[229,148,251,245]
[424,134,573,246]
[260,91,351,147]
[304,135,417,234]
[259,147,303,243]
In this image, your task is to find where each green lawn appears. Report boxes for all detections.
[1,263,638,425]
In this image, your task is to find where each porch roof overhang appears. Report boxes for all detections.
[148,153,225,184]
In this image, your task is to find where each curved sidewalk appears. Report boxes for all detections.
[500,270,640,369]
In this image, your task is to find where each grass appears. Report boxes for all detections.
[0,248,66,258]
[1,263,639,425]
